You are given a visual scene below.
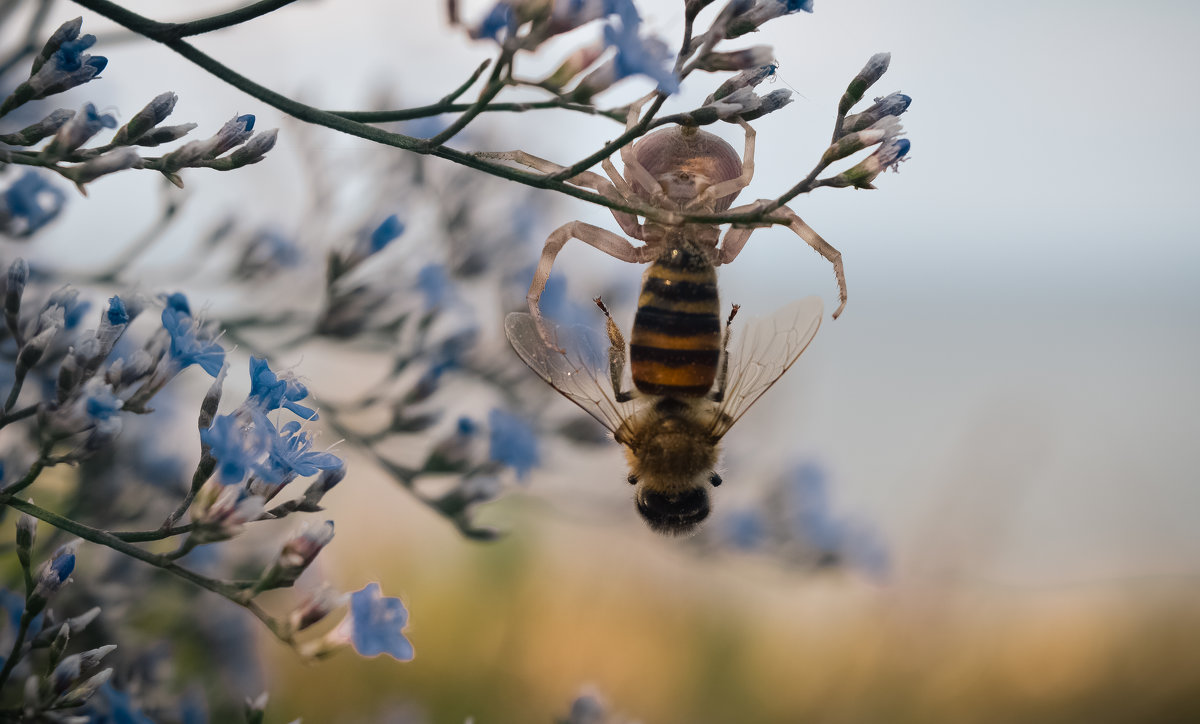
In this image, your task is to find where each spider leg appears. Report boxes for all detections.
[479,150,645,239]
[528,221,648,349]
[717,203,847,319]
[619,96,667,205]
[691,119,756,209]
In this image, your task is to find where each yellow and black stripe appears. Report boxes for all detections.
[630,247,721,397]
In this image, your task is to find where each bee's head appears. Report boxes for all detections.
[634,485,710,536]
[627,471,723,536]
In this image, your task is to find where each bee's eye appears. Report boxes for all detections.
[709,473,722,487]
[627,474,639,485]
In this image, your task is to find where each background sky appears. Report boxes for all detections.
[53,0,1196,585]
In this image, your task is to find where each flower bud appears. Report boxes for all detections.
[299,463,346,511]
[706,63,776,103]
[735,88,792,121]
[16,512,36,569]
[824,137,910,189]
[838,52,891,116]
[820,116,903,166]
[42,103,117,161]
[256,521,335,591]
[29,541,79,615]
[694,46,774,72]
[540,42,606,90]
[135,122,198,147]
[289,584,347,633]
[32,18,84,74]
[198,363,228,431]
[841,92,911,135]
[5,258,28,337]
[244,692,269,724]
[226,128,278,167]
[111,92,178,145]
[68,148,142,189]
[55,668,111,708]
[47,623,70,669]
[0,109,75,146]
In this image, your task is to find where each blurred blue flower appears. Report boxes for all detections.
[106,295,129,326]
[84,382,122,422]
[255,415,342,485]
[162,306,225,377]
[488,408,539,480]
[246,356,316,420]
[88,683,156,724]
[369,214,405,254]
[61,296,92,330]
[0,587,26,632]
[785,0,814,12]
[78,102,117,134]
[1,171,67,236]
[345,583,414,661]
[416,263,452,311]
[603,6,679,94]
[201,413,265,485]
[721,508,768,550]
[475,2,516,40]
[784,462,841,553]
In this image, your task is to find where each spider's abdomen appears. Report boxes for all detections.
[630,246,721,397]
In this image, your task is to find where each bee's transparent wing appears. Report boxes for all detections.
[709,296,823,439]
[504,312,634,435]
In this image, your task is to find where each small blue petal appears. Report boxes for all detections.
[84,55,107,73]
[488,408,539,480]
[369,214,405,253]
[62,298,91,330]
[2,171,66,235]
[476,3,516,40]
[416,263,452,311]
[348,583,414,661]
[163,306,225,377]
[456,417,477,436]
[236,114,255,131]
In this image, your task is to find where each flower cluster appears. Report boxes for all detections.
[0,18,278,209]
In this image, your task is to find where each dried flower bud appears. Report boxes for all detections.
[824,137,910,189]
[838,52,891,116]
[734,88,793,121]
[135,122,198,147]
[289,584,347,633]
[707,63,776,103]
[111,91,178,145]
[841,92,912,135]
[694,45,774,72]
[68,148,142,189]
[820,116,904,166]
[16,512,36,568]
[0,108,75,146]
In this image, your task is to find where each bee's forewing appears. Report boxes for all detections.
[710,296,823,438]
[504,312,634,435]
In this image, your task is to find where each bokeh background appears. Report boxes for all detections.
[13,0,1200,721]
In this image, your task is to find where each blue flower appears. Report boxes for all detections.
[475,2,516,40]
[236,113,255,132]
[53,33,97,71]
[79,102,117,134]
[255,415,342,485]
[345,583,414,661]
[164,292,191,315]
[84,383,121,422]
[200,413,265,485]
[246,356,316,420]
[603,7,679,94]
[106,296,129,326]
[369,214,405,254]
[488,408,539,480]
[1,171,67,236]
[785,0,814,12]
[162,306,225,377]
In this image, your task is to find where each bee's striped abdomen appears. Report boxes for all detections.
[630,247,721,397]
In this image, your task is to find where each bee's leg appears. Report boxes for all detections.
[529,222,648,349]
[594,296,634,403]
[709,304,740,403]
[719,202,847,319]
[691,119,756,209]
[476,150,646,239]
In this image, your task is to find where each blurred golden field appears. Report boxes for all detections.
[260,469,1200,724]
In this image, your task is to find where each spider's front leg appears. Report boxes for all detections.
[718,203,848,319]
[527,222,648,350]
[477,150,644,238]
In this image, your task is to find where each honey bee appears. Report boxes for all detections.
[506,294,822,535]
[487,97,839,533]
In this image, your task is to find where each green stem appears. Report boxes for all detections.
[0,498,295,645]
[0,609,33,689]
[167,0,301,38]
